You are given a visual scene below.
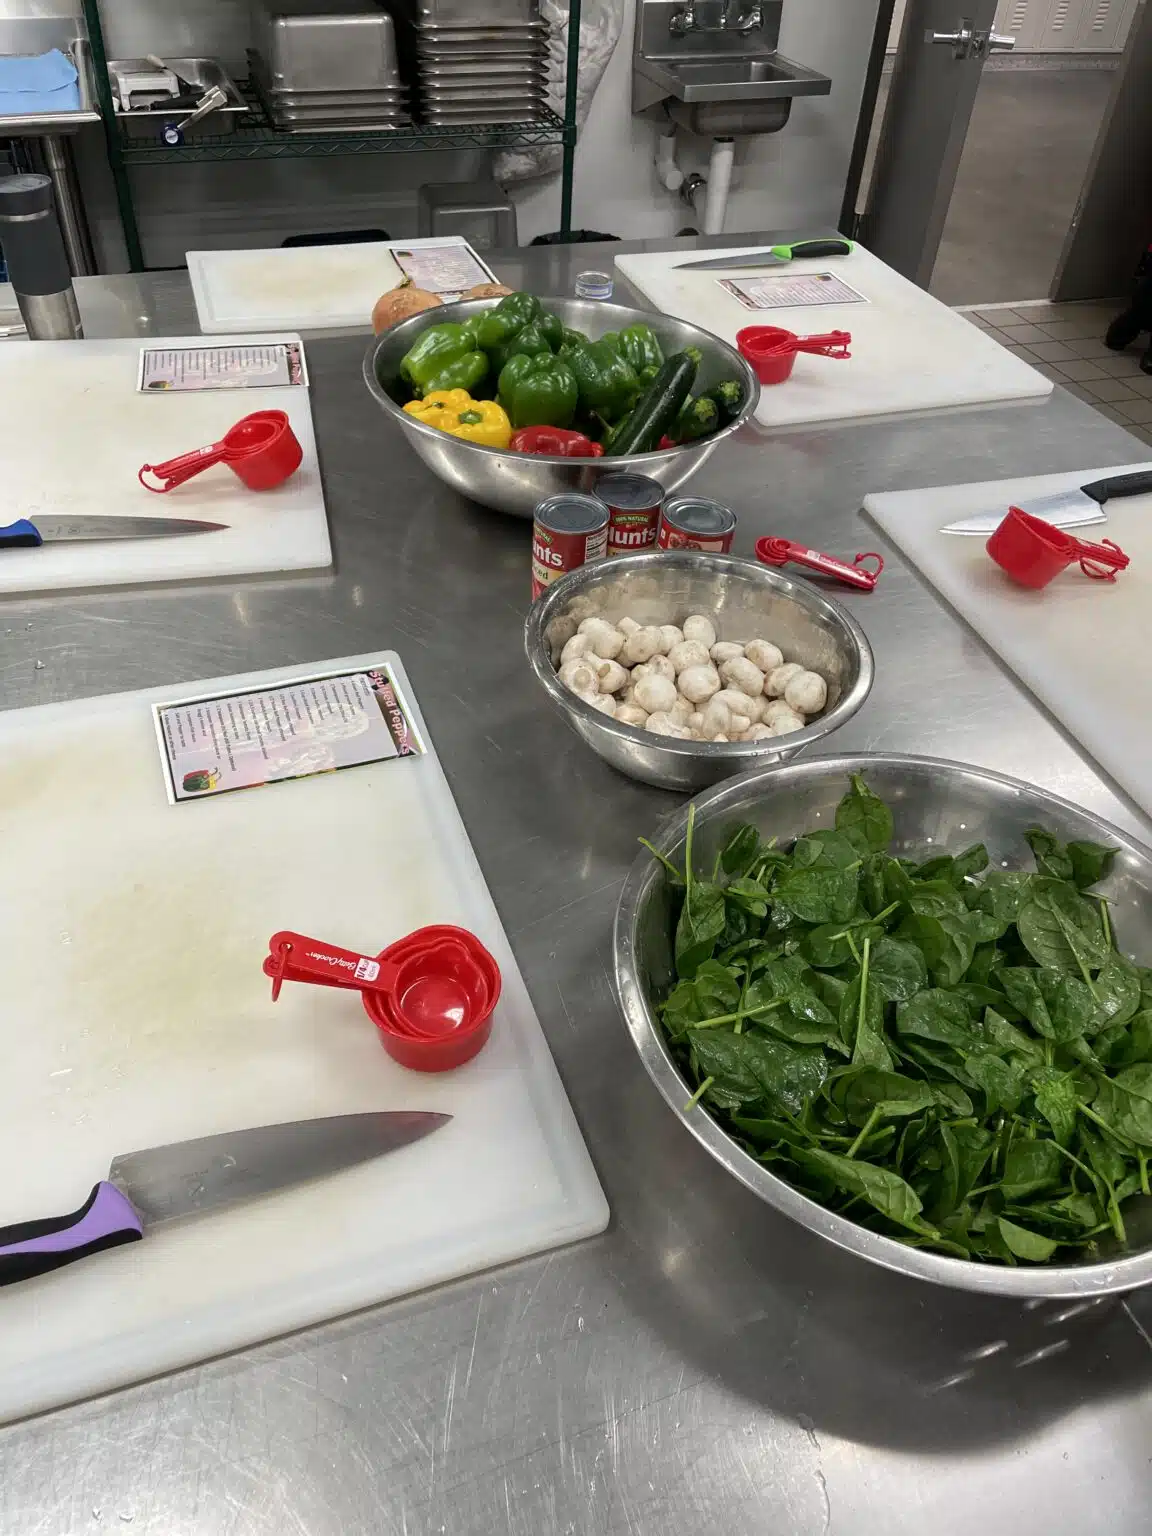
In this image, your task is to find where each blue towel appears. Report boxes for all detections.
[0,50,80,115]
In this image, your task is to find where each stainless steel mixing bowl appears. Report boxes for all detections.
[615,753,1152,1297]
[524,551,874,792]
[363,297,759,518]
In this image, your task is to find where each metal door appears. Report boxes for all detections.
[862,0,1014,286]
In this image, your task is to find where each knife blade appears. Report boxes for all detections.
[940,470,1152,535]
[0,514,228,549]
[0,1110,450,1286]
[675,238,854,272]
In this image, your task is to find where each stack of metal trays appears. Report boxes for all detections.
[249,0,413,133]
[391,0,553,125]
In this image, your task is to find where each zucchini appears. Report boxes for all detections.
[603,348,701,456]
[706,378,745,425]
[669,394,719,444]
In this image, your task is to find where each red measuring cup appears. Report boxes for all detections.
[264,926,500,1071]
[139,410,303,493]
[737,326,852,385]
[986,506,1130,589]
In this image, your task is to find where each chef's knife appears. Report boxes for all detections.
[940,470,1152,535]
[0,1110,450,1286]
[0,514,228,549]
[675,239,854,272]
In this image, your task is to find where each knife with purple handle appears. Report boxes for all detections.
[0,1111,449,1286]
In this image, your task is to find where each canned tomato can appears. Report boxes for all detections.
[657,496,737,553]
[531,492,609,599]
[595,471,664,556]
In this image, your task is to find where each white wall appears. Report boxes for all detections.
[73,0,880,267]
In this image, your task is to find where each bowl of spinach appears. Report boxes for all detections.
[614,753,1152,1295]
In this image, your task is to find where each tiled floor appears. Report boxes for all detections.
[958,299,1152,446]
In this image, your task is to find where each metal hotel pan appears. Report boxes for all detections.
[420,62,550,80]
[418,44,548,62]
[414,0,540,20]
[254,4,404,91]
[270,87,410,107]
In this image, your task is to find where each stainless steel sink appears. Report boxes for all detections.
[632,0,830,136]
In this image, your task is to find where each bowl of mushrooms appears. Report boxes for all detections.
[524,550,875,792]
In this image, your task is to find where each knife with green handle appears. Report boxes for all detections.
[0,514,228,548]
[0,1110,450,1286]
[674,239,854,271]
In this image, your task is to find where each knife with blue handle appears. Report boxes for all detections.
[0,1110,449,1286]
[0,514,227,548]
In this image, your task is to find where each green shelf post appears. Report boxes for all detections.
[80,0,144,270]
[559,0,581,236]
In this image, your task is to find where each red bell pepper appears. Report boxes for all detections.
[509,425,604,458]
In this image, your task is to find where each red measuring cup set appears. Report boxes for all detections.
[987,506,1130,589]
[264,926,501,1072]
[737,326,852,386]
[756,535,884,592]
[139,409,303,493]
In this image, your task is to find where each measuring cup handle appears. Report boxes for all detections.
[264,931,398,1001]
[138,442,229,494]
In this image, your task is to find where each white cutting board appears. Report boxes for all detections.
[863,463,1152,816]
[187,236,493,333]
[614,244,1053,429]
[0,333,330,595]
[0,652,608,1425]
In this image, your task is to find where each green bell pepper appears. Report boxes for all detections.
[489,321,553,375]
[537,309,564,351]
[616,324,664,376]
[400,322,489,397]
[474,291,544,354]
[497,352,578,429]
[563,339,640,421]
[560,325,590,351]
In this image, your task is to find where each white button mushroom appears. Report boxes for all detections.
[618,616,642,636]
[719,656,765,698]
[700,697,731,738]
[585,693,618,716]
[657,624,684,654]
[765,662,806,698]
[633,673,678,715]
[682,614,717,649]
[677,663,722,704]
[646,653,677,683]
[742,723,775,742]
[621,626,664,666]
[559,659,600,696]
[645,711,691,738]
[667,639,711,675]
[768,707,806,736]
[591,658,629,694]
[615,703,648,727]
[581,621,626,660]
[784,670,828,716]
[711,732,730,742]
[560,633,589,665]
[745,638,785,674]
[709,641,745,665]
[729,713,752,735]
[713,687,763,724]
[688,711,704,732]
[545,614,579,657]
[763,698,804,726]
[669,697,695,727]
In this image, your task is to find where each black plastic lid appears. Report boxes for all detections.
[0,174,53,219]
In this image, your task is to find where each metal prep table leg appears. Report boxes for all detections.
[35,134,95,276]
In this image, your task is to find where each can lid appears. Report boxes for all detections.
[662,496,738,536]
[595,472,664,510]
[534,491,609,536]
[0,173,52,219]
[575,270,614,300]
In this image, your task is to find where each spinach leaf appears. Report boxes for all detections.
[842,958,894,1071]
[996,966,1095,1044]
[774,863,860,925]
[998,1217,1058,1262]
[1093,1064,1152,1146]
[896,988,980,1051]
[1017,883,1109,974]
[1032,1070,1078,1145]
[800,918,879,970]
[1098,1010,1152,1068]
[692,959,742,1020]
[868,936,929,1002]
[793,1147,924,1229]
[675,881,726,979]
[720,823,762,877]
[842,1069,938,1125]
[897,913,975,988]
[1067,839,1118,891]
[963,1052,1026,1114]
[687,1028,829,1118]
[835,773,894,854]
[1090,952,1142,1033]
[974,870,1032,926]
[1001,1138,1063,1200]
[744,967,845,1051]
[1025,828,1075,882]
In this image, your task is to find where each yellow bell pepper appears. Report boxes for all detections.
[403,389,511,449]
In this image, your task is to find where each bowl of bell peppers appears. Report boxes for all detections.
[363,291,759,518]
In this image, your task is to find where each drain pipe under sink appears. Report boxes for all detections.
[701,137,735,236]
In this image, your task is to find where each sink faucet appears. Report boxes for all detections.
[669,0,763,35]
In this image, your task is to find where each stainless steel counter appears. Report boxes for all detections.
[4,241,1152,1535]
